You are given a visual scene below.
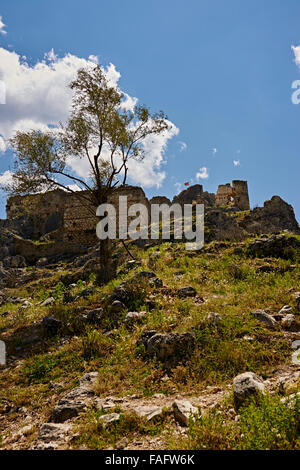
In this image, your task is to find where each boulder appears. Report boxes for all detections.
[251,309,277,330]
[42,316,62,336]
[233,372,265,409]
[172,400,199,426]
[138,331,195,365]
[99,413,120,428]
[86,308,105,325]
[246,234,300,259]
[110,300,125,313]
[34,423,72,449]
[281,314,296,330]
[125,311,147,327]
[40,297,56,307]
[134,405,164,421]
[177,286,197,298]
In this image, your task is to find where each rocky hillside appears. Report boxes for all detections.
[0,229,300,450]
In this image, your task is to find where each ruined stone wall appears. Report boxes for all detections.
[6,190,66,239]
[62,185,151,245]
[5,180,250,250]
[63,192,97,245]
[232,180,250,211]
[216,180,250,211]
[215,183,234,206]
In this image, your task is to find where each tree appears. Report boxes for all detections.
[7,65,170,283]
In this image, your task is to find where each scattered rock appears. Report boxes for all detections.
[138,331,195,366]
[293,292,300,307]
[34,423,72,449]
[291,340,300,350]
[291,350,300,366]
[42,316,62,337]
[251,309,277,330]
[110,284,130,303]
[134,405,164,421]
[49,401,85,423]
[281,314,296,330]
[246,233,300,259]
[278,305,292,315]
[49,372,98,423]
[99,413,120,427]
[110,300,125,313]
[86,308,104,325]
[172,400,199,426]
[36,258,48,267]
[206,312,222,325]
[40,297,56,307]
[115,437,129,450]
[21,300,33,309]
[233,372,265,410]
[177,286,197,298]
[125,311,147,327]
[79,372,99,386]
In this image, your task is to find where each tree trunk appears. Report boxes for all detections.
[97,238,115,285]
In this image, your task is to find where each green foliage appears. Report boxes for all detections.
[75,409,168,450]
[178,394,300,450]
[22,355,60,385]
[81,328,114,360]
[21,347,84,385]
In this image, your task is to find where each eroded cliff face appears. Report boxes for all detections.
[238,196,300,235]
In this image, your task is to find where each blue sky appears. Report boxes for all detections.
[0,0,300,221]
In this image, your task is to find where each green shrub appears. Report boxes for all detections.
[176,394,300,450]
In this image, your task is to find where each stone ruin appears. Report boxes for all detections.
[4,180,249,246]
[215,180,250,211]
[0,179,298,265]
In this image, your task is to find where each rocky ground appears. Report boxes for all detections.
[0,233,300,450]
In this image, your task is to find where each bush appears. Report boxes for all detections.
[81,328,114,360]
[178,394,300,450]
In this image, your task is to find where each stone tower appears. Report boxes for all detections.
[232,180,250,210]
[216,180,250,211]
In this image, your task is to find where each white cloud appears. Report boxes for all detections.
[233,160,240,166]
[88,55,99,64]
[178,141,187,152]
[126,121,179,188]
[0,136,6,153]
[44,48,58,62]
[174,182,182,193]
[196,167,209,180]
[0,16,7,35]
[292,45,300,68]
[0,47,177,188]
[66,184,82,192]
[212,148,218,156]
[0,170,13,187]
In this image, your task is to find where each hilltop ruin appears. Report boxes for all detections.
[0,179,298,265]
[4,180,250,244]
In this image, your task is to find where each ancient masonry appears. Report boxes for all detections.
[5,180,250,247]
[215,180,250,210]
